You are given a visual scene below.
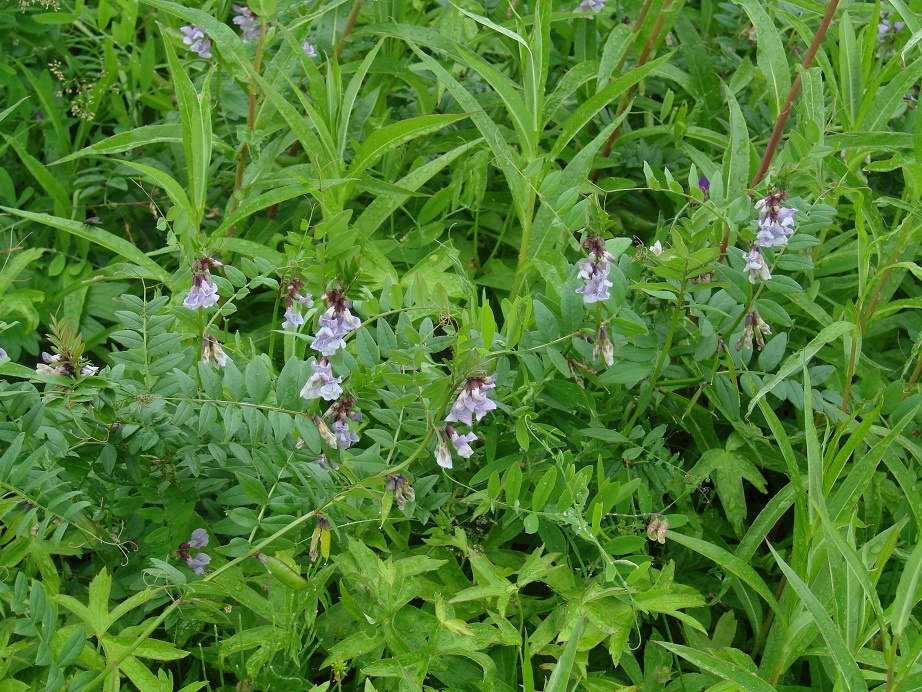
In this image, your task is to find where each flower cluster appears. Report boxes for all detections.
[436,375,498,468]
[736,310,771,351]
[300,357,343,401]
[385,474,416,510]
[180,25,212,59]
[36,351,98,377]
[446,375,497,426]
[575,236,614,304]
[201,335,229,368]
[183,258,222,309]
[576,0,605,12]
[754,190,797,248]
[323,398,362,450]
[281,279,314,329]
[742,247,770,284]
[436,426,478,469]
[311,290,361,356]
[232,4,261,41]
[878,12,905,39]
[178,528,211,574]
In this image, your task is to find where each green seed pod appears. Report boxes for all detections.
[254,553,309,590]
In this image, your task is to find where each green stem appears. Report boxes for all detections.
[509,189,537,303]
[227,21,268,237]
[335,0,363,60]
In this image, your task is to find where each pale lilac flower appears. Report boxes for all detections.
[232,4,261,41]
[184,274,219,309]
[300,357,343,401]
[184,552,211,574]
[332,418,359,449]
[303,40,318,58]
[297,293,314,307]
[319,306,362,337]
[649,241,663,257]
[282,305,305,329]
[446,375,498,426]
[80,364,100,376]
[575,237,614,305]
[0,348,6,358]
[576,0,605,12]
[742,247,771,284]
[878,12,905,38]
[311,291,360,356]
[311,326,346,356]
[449,427,477,459]
[188,529,209,549]
[180,25,212,59]
[593,326,614,367]
[754,192,797,248]
[36,352,72,376]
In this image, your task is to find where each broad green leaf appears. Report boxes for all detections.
[53,125,188,164]
[666,531,781,618]
[722,87,750,200]
[545,614,584,692]
[0,207,170,284]
[657,643,777,692]
[767,544,869,691]
[732,0,791,118]
[747,322,855,415]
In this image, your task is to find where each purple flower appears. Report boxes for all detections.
[232,4,261,41]
[754,192,797,248]
[576,0,605,12]
[0,348,7,358]
[184,552,211,574]
[180,25,212,59]
[332,418,359,449]
[319,306,362,337]
[311,326,346,356]
[297,293,314,307]
[878,13,905,37]
[575,238,615,305]
[314,451,339,472]
[282,305,305,329]
[446,375,498,426]
[300,357,343,401]
[303,40,318,58]
[184,274,219,309]
[80,364,100,376]
[188,529,209,549]
[742,247,771,284]
[310,294,360,356]
[698,175,710,196]
[449,428,477,459]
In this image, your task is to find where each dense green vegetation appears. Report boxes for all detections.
[2,0,922,690]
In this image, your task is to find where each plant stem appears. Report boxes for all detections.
[336,0,363,61]
[592,0,673,184]
[751,1,840,188]
[718,1,840,262]
[227,21,268,237]
[509,188,537,303]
